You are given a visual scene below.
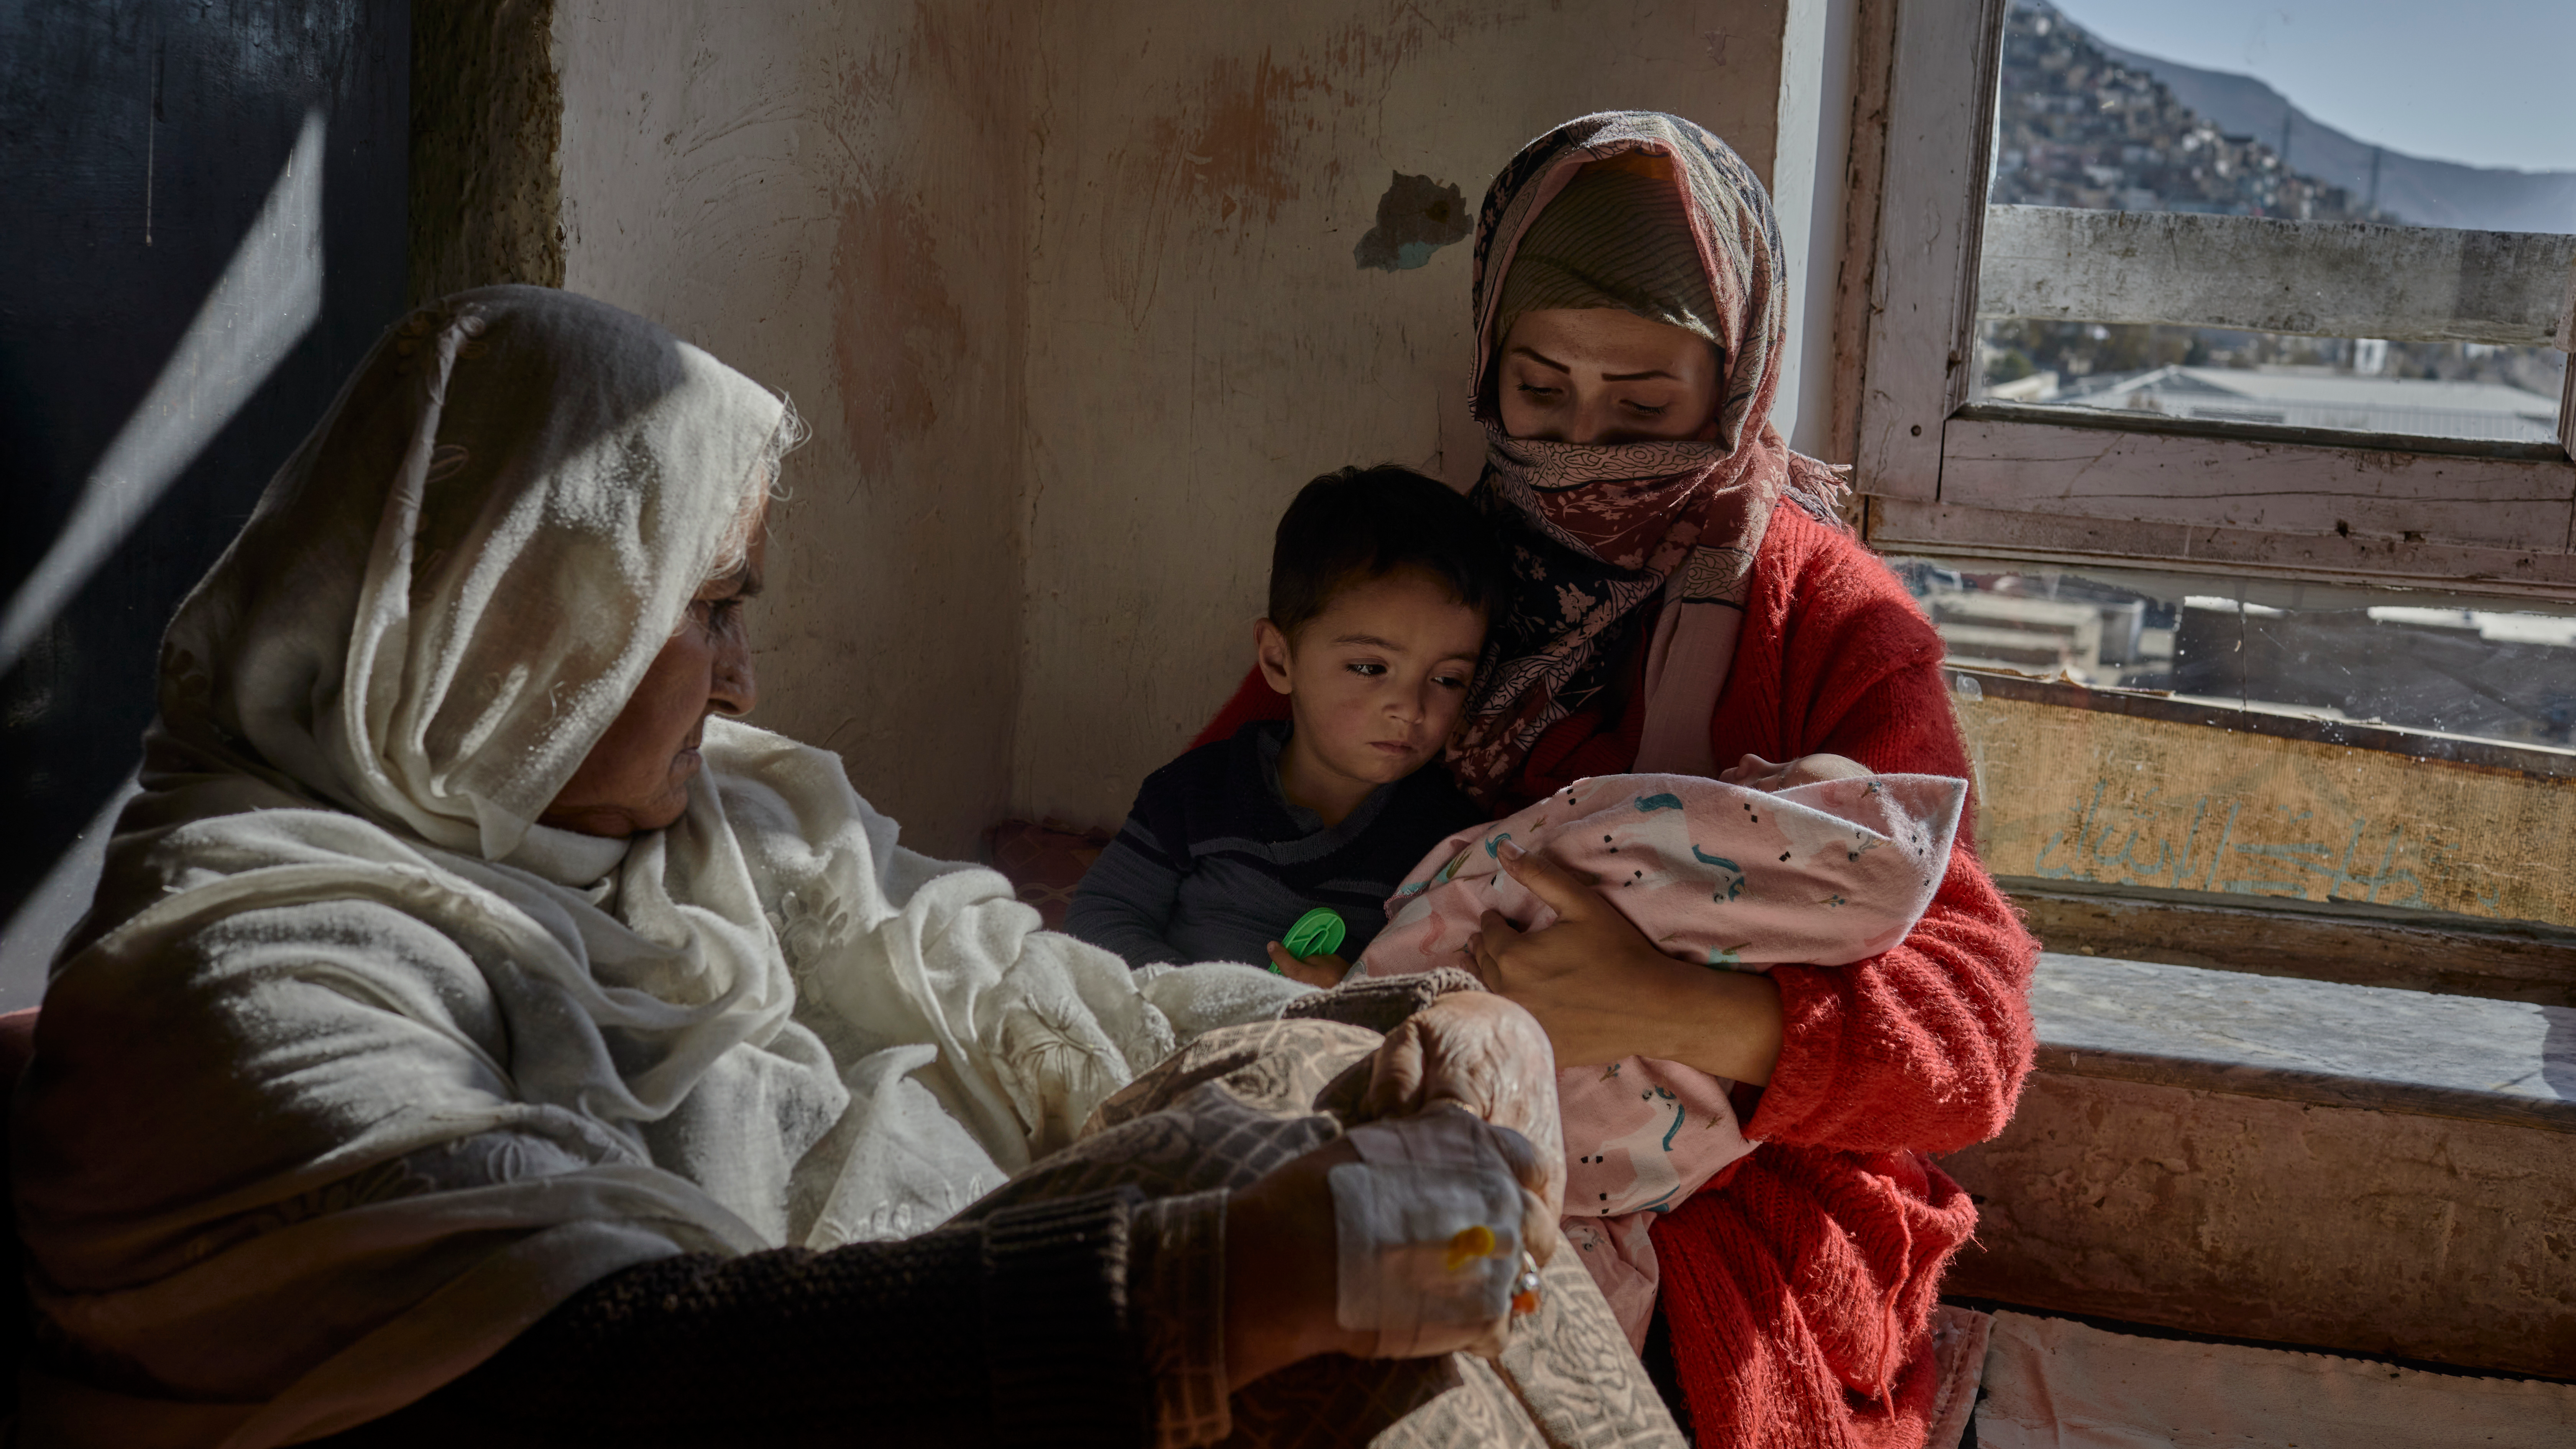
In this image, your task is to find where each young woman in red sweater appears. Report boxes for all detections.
[1196,112,2039,1448]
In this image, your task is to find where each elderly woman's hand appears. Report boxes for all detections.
[1469,840,1787,1086]
[1362,991,1564,1262]
[1223,992,1566,1387]
[1221,1135,1370,1387]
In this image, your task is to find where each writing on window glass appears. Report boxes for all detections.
[1960,691,2576,929]
[2030,785,2446,908]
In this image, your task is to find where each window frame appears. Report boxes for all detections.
[1833,0,2576,964]
[1851,0,2576,603]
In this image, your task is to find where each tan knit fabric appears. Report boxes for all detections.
[1491,161,1720,352]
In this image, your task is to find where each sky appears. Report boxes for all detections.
[2048,1,2576,174]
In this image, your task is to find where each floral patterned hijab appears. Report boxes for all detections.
[1452,112,1847,804]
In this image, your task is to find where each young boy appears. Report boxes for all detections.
[1065,465,1508,987]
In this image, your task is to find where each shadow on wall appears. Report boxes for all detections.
[2544,1006,2576,1107]
[0,1,411,994]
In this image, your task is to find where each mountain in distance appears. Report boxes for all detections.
[2072,10,2576,235]
[1982,4,2566,406]
[1994,4,2383,223]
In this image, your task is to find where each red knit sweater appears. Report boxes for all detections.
[1193,508,2039,1448]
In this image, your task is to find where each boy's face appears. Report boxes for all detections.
[1257,565,1489,791]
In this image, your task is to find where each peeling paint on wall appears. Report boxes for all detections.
[1353,171,1470,271]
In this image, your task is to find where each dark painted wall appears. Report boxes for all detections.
[0,2,410,940]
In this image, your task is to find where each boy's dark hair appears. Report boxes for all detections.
[1268,466,1510,640]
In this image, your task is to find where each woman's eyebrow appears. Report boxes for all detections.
[1511,343,1680,383]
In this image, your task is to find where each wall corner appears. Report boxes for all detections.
[409,0,565,304]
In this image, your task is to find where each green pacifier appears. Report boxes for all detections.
[1282,906,1347,961]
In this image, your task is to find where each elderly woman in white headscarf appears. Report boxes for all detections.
[10,288,1600,1449]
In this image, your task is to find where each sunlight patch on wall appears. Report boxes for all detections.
[0,110,327,675]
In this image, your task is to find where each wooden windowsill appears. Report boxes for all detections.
[1950,666,2576,975]
[1942,951,2576,1379]
[1952,399,2574,465]
[2006,878,2576,1009]
[2015,951,2574,1132]
[1953,666,2576,780]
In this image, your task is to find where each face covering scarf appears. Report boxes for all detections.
[1451,112,1851,806]
[13,288,1303,1449]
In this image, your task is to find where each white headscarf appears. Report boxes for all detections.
[14,288,1299,1448]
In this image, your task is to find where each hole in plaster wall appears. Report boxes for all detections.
[1354,171,1472,272]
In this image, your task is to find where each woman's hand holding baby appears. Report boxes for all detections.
[1468,841,1786,1086]
[1716,750,1871,792]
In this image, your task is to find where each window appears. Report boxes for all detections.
[1891,555,2576,742]
[1973,4,2569,450]
[1890,549,2576,925]
[1847,0,2576,958]
[1855,0,2576,599]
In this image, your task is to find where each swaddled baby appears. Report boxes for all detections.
[1356,755,1966,1345]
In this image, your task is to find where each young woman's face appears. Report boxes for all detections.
[540,523,764,838]
[1495,307,1724,445]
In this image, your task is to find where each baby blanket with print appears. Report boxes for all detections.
[1355,770,1965,1346]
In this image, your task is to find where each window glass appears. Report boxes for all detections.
[1893,554,2576,751]
[1974,0,2572,445]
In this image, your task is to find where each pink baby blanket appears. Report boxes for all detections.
[1356,770,1966,1346]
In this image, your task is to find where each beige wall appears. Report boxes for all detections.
[542,0,1804,847]
[550,0,1033,856]
[1013,0,1792,831]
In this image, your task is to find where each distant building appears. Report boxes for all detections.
[1896,564,2576,746]
[1985,370,2061,402]
[2055,365,2557,442]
